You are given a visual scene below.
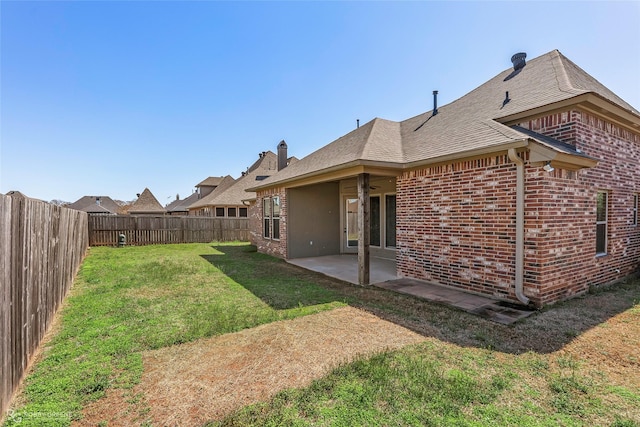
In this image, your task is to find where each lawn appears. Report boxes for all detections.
[4,243,639,426]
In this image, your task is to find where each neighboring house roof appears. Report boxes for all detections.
[67,196,122,214]
[190,152,279,209]
[249,50,637,191]
[188,175,237,209]
[196,176,225,187]
[165,192,200,213]
[5,191,28,199]
[128,188,166,214]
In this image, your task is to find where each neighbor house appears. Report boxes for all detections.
[165,176,230,215]
[127,188,166,215]
[189,143,296,218]
[247,50,640,308]
[67,195,122,215]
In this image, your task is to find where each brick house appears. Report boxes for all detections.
[247,50,640,308]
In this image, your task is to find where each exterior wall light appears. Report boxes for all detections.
[543,161,554,172]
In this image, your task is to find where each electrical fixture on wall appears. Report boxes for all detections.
[543,161,554,172]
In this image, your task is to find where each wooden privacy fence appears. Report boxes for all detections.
[88,215,249,246]
[0,195,88,419]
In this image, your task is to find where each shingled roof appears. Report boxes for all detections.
[67,196,122,214]
[188,175,237,209]
[249,50,637,191]
[190,152,278,209]
[165,192,200,213]
[128,188,166,214]
[196,176,225,187]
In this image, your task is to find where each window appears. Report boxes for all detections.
[239,207,248,218]
[215,207,225,217]
[596,191,608,255]
[370,196,381,247]
[263,196,281,240]
[633,194,638,226]
[263,198,271,238]
[272,197,280,240]
[227,207,237,217]
[385,195,396,248]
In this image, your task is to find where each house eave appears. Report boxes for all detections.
[402,140,530,171]
[498,93,640,134]
[246,160,404,192]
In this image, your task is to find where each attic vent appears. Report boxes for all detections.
[511,52,527,71]
[255,175,269,181]
[504,52,527,81]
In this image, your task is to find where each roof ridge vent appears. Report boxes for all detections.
[511,52,527,71]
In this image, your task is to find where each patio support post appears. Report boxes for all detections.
[357,173,370,285]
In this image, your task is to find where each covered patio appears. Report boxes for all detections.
[287,255,536,325]
[287,254,397,285]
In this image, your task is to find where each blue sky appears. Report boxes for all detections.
[2,1,639,203]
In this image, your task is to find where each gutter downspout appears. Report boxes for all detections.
[507,148,530,305]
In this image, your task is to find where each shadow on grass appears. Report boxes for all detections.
[203,244,640,355]
[201,245,343,310]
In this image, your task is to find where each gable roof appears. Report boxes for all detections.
[190,152,279,209]
[188,175,237,209]
[249,50,636,191]
[165,192,200,213]
[196,176,225,187]
[67,195,122,214]
[128,188,166,214]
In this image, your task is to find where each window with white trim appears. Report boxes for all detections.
[263,196,281,239]
[239,207,248,217]
[227,207,237,217]
[263,198,271,238]
[272,197,280,240]
[596,191,608,255]
[215,207,225,217]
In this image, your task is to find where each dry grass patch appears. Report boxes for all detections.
[138,306,425,425]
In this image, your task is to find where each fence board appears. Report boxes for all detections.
[0,195,88,420]
[87,215,249,246]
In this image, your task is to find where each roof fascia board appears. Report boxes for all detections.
[402,140,529,171]
[528,141,598,170]
[250,142,530,191]
[498,94,640,133]
[248,162,404,191]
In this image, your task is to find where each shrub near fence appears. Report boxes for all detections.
[88,214,249,246]
[0,195,88,419]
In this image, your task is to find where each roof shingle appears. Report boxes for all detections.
[249,49,638,191]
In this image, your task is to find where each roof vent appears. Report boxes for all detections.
[511,52,527,71]
[432,90,438,116]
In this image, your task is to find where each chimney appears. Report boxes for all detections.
[432,90,438,116]
[96,197,101,206]
[511,52,527,71]
[277,140,288,171]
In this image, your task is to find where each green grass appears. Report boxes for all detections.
[5,243,640,427]
[212,342,639,427]
[4,243,345,426]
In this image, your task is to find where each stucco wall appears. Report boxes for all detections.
[288,182,341,258]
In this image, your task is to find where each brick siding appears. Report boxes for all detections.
[519,109,640,304]
[254,187,288,258]
[397,155,522,302]
[397,109,639,307]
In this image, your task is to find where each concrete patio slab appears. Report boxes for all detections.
[286,255,535,325]
[377,279,536,325]
[287,255,398,285]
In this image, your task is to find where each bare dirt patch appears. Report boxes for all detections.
[78,306,425,426]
